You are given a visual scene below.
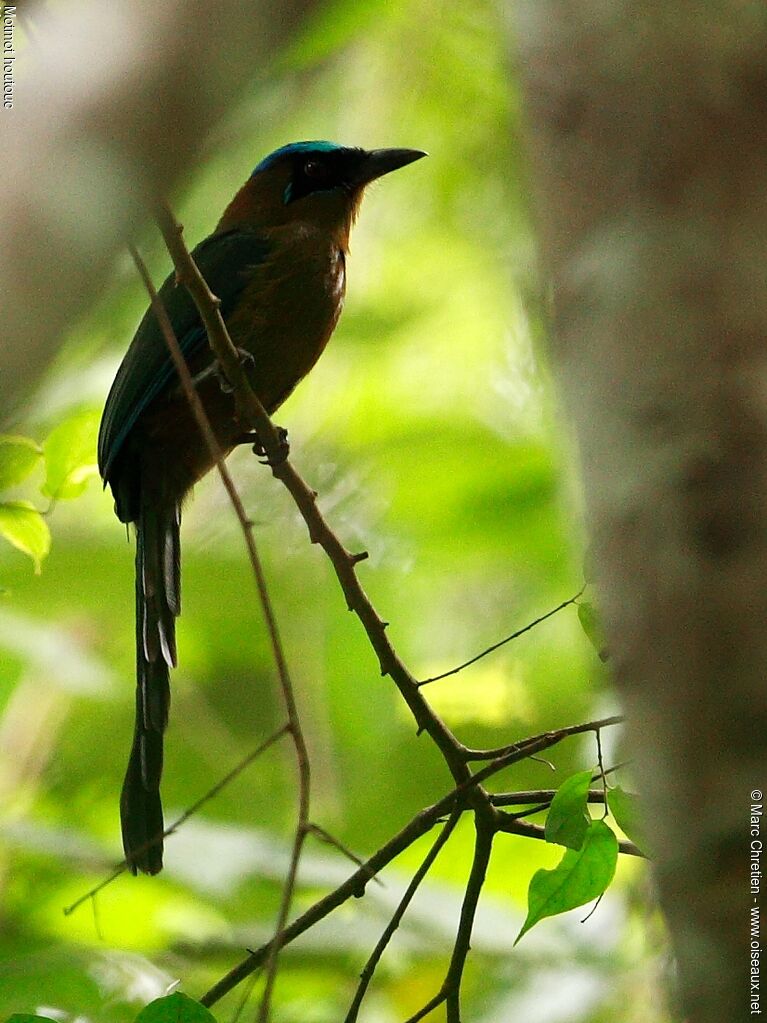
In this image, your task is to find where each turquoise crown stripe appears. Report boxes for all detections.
[252,140,342,176]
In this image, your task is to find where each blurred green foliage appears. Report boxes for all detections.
[0,413,99,574]
[0,436,49,572]
[0,1,669,1021]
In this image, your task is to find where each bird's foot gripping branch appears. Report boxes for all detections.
[212,345,257,394]
[235,425,291,466]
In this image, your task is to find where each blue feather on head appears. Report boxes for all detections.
[252,140,342,176]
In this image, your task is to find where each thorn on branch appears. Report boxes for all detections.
[350,550,369,564]
[308,823,384,888]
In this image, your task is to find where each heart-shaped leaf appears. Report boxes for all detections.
[42,410,100,501]
[577,601,609,661]
[134,992,218,1023]
[545,769,593,850]
[608,785,646,851]
[0,435,42,490]
[5,1015,61,1022]
[516,819,618,943]
[0,501,51,572]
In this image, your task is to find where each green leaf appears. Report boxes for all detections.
[0,501,51,572]
[0,435,43,490]
[134,992,218,1023]
[42,409,100,501]
[515,819,619,943]
[545,769,593,850]
[5,1016,60,1022]
[577,601,609,661]
[608,785,646,850]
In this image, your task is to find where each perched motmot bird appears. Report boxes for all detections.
[97,142,425,875]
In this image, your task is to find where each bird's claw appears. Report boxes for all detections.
[215,348,256,394]
[252,426,290,466]
[233,426,290,465]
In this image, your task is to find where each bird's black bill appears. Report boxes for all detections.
[357,148,427,185]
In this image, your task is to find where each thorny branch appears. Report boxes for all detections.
[138,210,633,1020]
[135,221,311,1023]
[201,789,469,1007]
[199,717,631,1009]
[444,808,495,1022]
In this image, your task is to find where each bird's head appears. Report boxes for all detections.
[217,141,426,243]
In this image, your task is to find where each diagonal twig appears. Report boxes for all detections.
[491,762,628,813]
[147,212,478,789]
[444,808,495,1022]
[63,725,289,916]
[308,822,384,888]
[403,806,495,1023]
[200,793,467,1007]
[344,804,461,1023]
[496,815,644,857]
[418,586,586,686]
[462,713,624,762]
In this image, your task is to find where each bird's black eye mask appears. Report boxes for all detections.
[283,150,365,205]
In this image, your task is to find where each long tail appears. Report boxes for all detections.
[120,498,181,875]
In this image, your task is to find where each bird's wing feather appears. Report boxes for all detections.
[98,229,270,480]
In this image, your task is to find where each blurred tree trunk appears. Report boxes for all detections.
[513,5,767,1021]
[1,0,320,418]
